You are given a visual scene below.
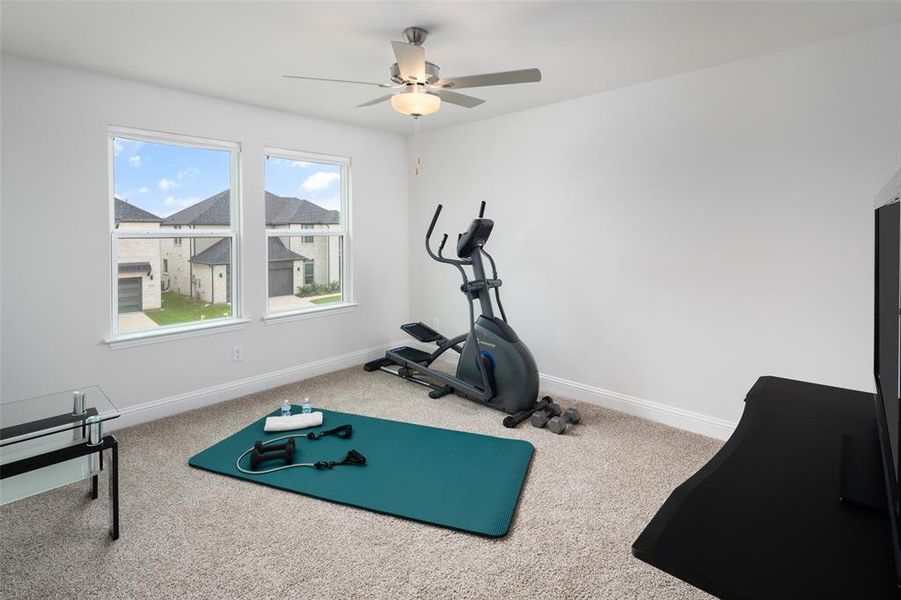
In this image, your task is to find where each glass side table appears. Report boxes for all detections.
[0,386,120,539]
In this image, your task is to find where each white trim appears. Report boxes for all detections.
[108,339,402,430]
[109,125,241,151]
[109,126,243,340]
[263,147,352,318]
[111,229,232,239]
[106,331,737,439]
[538,373,737,441]
[401,339,736,440]
[262,302,358,324]
[105,318,250,349]
[265,146,351,167]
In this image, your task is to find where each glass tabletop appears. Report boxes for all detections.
[0,386,119,448]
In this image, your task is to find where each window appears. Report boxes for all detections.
[110,128,241,338]
[264,149,350,315]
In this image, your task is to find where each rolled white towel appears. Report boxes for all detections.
[264,411,324,432]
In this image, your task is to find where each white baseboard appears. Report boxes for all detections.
[110,337,737,441]
[539,373,737,441]
[395,340,737,440]
[111,340,405,431]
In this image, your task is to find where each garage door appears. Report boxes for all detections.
[118,277,143,313]
[268,261,294,297]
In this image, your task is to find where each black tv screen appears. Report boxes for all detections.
[875,174,901,585]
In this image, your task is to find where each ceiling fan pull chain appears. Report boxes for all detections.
[413,116,422,177]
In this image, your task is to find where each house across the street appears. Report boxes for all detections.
[115,198,163,313]
[114,191,341,330]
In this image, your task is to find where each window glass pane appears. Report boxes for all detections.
[117,237,232,333]
[113,137,231,229]
[267,235,343,313]
[264,156,342,228]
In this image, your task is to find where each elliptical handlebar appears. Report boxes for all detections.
[426,204,443,240]
[426,204,470,266]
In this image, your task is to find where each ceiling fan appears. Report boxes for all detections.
[283,26,541,118]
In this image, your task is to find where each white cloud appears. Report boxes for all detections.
[138,187,149,194]
[270,158,311,168]
[128,155,141,167]
[300,171,340,193]
[161,196,200,217]
[177,166,199,180]
[114,138,143,157]
[158,178,179,191]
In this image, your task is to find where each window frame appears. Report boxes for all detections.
[107,126,245,346]
[263,147,353,320]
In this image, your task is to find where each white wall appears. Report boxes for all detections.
[0,56,409,409]
[408,25,901,427]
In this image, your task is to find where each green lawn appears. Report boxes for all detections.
[145,292,231,326]
[311,294,342,305]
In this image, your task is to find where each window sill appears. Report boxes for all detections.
[105,318,250,349]
[263,302,358,325]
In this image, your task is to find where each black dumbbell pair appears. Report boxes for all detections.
[530,402,581,434]
[250,438,296,470]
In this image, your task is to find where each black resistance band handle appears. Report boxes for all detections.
[314,449,366,470]
[306,424,353,441]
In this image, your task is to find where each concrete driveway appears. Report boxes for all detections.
[118,312,160,332]
[268,295,316,312]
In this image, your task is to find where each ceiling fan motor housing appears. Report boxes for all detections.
[391,61,440,85]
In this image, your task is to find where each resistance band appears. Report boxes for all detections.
[235,424,366,475]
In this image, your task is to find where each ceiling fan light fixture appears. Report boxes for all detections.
[391,89,441,117]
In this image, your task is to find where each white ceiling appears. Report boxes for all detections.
[2,1,900,134]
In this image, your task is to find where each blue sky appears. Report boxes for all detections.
[114,137,341,218]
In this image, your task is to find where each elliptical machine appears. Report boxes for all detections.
[365,201,553,427]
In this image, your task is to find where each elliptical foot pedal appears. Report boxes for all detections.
[387,346,433,366]
[429,385,453,399]
[401,322,443,343]
[364,357,394,372]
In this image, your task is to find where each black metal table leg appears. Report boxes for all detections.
[91,475,98,499]
[107,436,119,540]
[103,435,119,540]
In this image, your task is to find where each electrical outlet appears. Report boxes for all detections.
[232,344,243,362]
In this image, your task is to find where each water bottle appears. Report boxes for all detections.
[302,397,312,414]
[281,399,291,417]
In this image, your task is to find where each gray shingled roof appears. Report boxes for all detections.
[164,190,340,226]
[189,239,232,265]
[268,237,309,262]
[189,238,307,265]
[115,198,163,223]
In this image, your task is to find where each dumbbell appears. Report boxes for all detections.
[547,408,581,435]
[530,402,562,429]
[250,438,295,470]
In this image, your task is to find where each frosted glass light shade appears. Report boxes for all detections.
[391,91,441,116]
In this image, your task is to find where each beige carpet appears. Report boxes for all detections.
[1,365,721,599]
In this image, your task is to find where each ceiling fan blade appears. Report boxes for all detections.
[283,75,392,88]
[391,41,426,82]
[432,89,485,108]
[356,94,394,108]
[437,68,541,90]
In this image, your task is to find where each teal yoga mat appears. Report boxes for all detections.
[189,407,534,537]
